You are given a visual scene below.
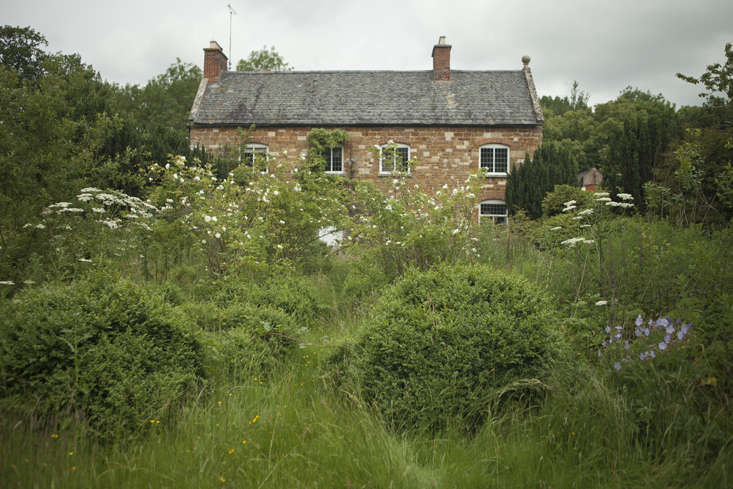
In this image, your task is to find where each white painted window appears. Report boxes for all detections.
[241,143,268,173]
[379,143,410,174]
[323,147,344,174]
[479,144,509,176]
[479,200,508,224]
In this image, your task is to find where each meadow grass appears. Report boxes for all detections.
[1,219,730,488]
[3,347,729,489]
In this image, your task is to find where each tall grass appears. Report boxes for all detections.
[1,218,730,488]
[3,348,729,488]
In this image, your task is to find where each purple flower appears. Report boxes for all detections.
[655,318,669,328]
[601,340,607,347]
[664,334,672,344]
[642,328,650,336]
[681,323,691,335]
[635,315,643,327]
[658,342,667,351]
[650,350,656,359]
[615,325,623,331]
[677,330,685,340]
[614,362,622,371]
[635,328,641,337]
[624,340,630,350]
[605,326,611,334]
[615,333,622,340]
[666,325,675,335]
[639,352,648,360]
[597,349,602,357]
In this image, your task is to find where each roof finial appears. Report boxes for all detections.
[438,36,447,45]
[521,55,531,67]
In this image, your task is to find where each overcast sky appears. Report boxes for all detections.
[4,0,732,107]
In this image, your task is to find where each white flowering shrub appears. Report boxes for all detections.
[3,186,159,283]
[345,174,483,282]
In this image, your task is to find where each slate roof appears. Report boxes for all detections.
[190,70,542,127]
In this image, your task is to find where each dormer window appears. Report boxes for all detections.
[241,144,268,173]
[379,143,410,174]
[479,144,509,176]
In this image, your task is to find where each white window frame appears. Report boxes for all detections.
[379,143,411,175]
[323,146,344,174]
[479,200,508,224]
[479,144,510,176]
[240,143,269,174]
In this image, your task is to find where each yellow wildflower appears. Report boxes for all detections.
[228,448,235,455]
[51,433,59,439]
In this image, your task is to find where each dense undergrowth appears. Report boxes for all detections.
[1,162,731,488]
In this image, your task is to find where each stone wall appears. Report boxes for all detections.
[190,125,542,202]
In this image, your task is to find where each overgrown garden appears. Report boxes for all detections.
[0,27,731,488]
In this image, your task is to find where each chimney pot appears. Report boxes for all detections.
[431,36,452,81]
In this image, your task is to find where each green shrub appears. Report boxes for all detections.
[541,184,593,217]
[190,302,302,380]
[332,264,566,433]
[213,274,331,330]
[0,276,203,439]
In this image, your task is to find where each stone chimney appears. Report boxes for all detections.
[204,41,228,83]
[431,36,451,81]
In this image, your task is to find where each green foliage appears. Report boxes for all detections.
[539,80,589,118]
[596,313,731,463]
[346,176,481,279]
[0,25,47,82]
[333,264,566,432]
[649,128,733,226]
[236,46,292,72]
[0,276,203,439]
[541,184,593,217]
[195,303,300,380]
[110,58,202,163]
[306,128,348,171]
[594,88,680,206]
[677,42,732,128]
[506,141,580,218]
[212,274,332,331]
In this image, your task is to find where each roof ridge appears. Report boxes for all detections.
[223,69,524,75]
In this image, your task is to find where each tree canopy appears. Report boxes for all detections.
[236,46,292,72]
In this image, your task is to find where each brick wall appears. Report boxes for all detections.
[190,125,542,202]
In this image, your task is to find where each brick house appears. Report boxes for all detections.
[189,38,543,223]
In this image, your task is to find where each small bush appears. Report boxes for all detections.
[332,264,566,433]
[0,276,203,439]
[191,302,302,380]
[213,274,331,330]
